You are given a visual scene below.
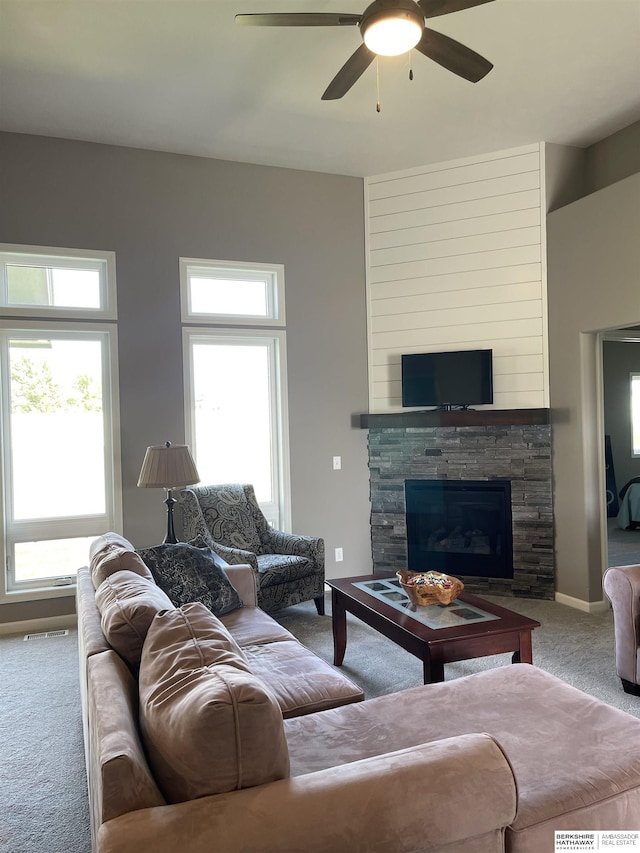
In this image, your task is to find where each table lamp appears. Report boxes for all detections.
[137,441,200,543]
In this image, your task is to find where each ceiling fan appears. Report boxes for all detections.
[235,0,495,100]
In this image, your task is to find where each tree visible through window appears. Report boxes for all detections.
[11,354,101,413]
[9,338,107,520]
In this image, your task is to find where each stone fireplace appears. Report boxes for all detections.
[361,409,554,599]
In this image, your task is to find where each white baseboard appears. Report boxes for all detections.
[0,614,77,637]
[554,592,610,614]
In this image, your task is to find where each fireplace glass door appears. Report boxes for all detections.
[405,479,513,579]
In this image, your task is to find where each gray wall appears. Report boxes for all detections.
[603,340,640,501]
[544,143,587,213]
[0,131,372,626]
[544,119,640,215]
[545,120,640,604]
[547,171,640,602]
[585,121,640,194]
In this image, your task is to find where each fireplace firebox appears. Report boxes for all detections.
[405,479,513,580]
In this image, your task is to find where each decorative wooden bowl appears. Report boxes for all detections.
[396,569,464,606]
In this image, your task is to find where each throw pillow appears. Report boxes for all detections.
[136,542,243,616]
[95,570,174,668]
[138,603,289,803]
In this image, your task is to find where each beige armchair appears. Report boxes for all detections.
[178,483,325,615]
[603,563,640,695]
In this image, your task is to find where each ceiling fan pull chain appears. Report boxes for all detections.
[409,50,414,81]
[376,56,381,113]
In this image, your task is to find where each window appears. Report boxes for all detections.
[0,245,120,596]
[181,259,290,530]
[180,258,285,326]
[632,373,640,457]
[0,245,116,318]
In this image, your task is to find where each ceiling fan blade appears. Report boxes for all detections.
[322,44,376,100]
[416,28,493,81]
[235,13,361,27]
[419,0,495,18]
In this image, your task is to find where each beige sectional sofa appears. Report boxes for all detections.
[79,534,640,853]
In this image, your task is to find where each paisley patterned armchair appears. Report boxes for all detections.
[177,484,325,615]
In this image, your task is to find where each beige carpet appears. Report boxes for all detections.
[0,629,90,853]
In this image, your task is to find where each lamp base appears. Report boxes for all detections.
[164,489,178,544]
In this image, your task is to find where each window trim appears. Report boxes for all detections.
[183,326,291,531]
[0,320,122,600]
[0,243,117,320]
[179,257,285,327]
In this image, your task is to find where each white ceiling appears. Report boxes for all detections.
[1,0,639,177]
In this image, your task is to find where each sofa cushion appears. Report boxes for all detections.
[139,603,289,803]
[90,533,154,590]
[137,543,243,617]
[218,606,364,716]
[243,638,364,718]
[220,605,297,647]
[95,570,174,668]
[89,532,136,559]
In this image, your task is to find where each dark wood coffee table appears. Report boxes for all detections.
[327,574,540,684]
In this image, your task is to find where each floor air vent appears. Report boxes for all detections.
[24,629,70,641]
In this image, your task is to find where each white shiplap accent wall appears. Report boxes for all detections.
[365,143,549,411]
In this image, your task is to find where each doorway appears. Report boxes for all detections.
[600,330,640,569]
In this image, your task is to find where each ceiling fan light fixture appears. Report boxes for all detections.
[362,10,423,57]
[237,0,496,100]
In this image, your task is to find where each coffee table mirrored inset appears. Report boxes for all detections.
[326,574,540,685]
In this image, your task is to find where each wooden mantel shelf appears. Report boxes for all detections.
[359,408,550,429]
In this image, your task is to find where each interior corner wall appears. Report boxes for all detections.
[547,172,640,603]
[585,120,640,194]
[0,131,371,626]
[543,143,587,213]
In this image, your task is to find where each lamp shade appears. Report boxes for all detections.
[137,441,200,489]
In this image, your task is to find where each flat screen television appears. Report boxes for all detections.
[401,349,493,409]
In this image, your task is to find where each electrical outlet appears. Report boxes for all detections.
[333,456,342,470]
[335,547,344,562]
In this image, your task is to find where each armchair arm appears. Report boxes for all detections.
[210,542,258,571]
[264,529,325,570]
[98,733,516,853]
[189,531,259,572]
[603,564,640,684]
